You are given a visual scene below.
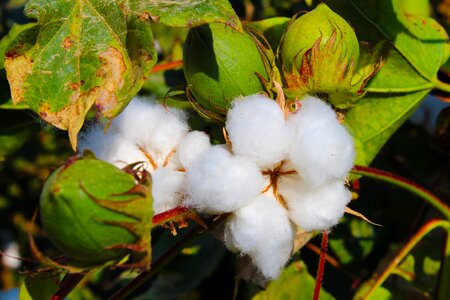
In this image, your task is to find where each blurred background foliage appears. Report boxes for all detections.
[0,0,449,299]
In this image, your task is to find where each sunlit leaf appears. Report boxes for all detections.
[3,0,157,149]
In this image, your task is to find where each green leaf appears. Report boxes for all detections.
[367,48,433,93]
[252,260,334,300]
[3,0,157,149]
[19,273,60,300]
[345,90,428,165]
[327,0,449,80]
[129,0,242,31]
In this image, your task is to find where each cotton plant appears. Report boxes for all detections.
[183,94,355,279]
[78,94,355,280]
[78,97,211,215]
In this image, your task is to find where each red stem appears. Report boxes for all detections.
[51,273,85,300]
[150,60,183,73]
[313,231,329,300]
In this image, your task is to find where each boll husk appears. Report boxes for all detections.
[40,157,152,268]
[280,3,386,108]
[183,23,270,118]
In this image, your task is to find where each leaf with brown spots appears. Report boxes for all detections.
[2,0,157,149]
[128,0,242,31]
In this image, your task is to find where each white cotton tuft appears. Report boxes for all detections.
[151,168,186,214]
[78,123,148,169]
[176,131,211,169]
[224,195,294,279]
[184,146,265,214]
[287,96,355,187]
[226,94,292,169]
[111,97,189,162]
[279,177,352,231]
[1,242,21,269]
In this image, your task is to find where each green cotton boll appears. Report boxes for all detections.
[183,23,269,117]
[281,3,371,108]
[40,158,152,267]
[282,3,360,73]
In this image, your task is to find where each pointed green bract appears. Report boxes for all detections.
[183,23,270,118]
[40,157,153,269]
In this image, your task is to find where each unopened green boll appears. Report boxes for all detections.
[183,23,269,117]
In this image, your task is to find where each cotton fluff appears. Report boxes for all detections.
[176,131,211,169]
[224,195,294,279]
[152,168,186,214]
[225,94,292,169]
[111,97,189,166]
[287,96,355,187]
[184,146,265,214]
[279,176,352,231]
[78,124,148,169]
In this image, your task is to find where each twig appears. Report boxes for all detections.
[51,273,85,300]
[351,165,450,220]
[313,231,329,300]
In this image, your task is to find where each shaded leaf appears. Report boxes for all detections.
[3,0,157,149]
[0,110,36,158]
[129,0,242,31]
[135,233,226,300]
[19,273,60,300]
[252,260,334,300]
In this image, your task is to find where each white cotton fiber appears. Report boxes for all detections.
[279,177,352,231]
[151,168,185,214]
[78,123,148,169]
[287,96,355,187]
[184,146,265,214]
[111,97,189,162]
[224,195,294,279]
[176,131,211,169]
[226,94,292,169]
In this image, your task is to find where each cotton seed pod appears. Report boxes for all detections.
[40,157,152,268]
[183,23,270,118]
[281,3,384,108]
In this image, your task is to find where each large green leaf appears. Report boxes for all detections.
[367,48,433,93]
[129,0,242,31]
[345,90,428,166]
[323,0,448,165]
[2,0,157,149]
[327,0,449,80]
[252,260,334,300]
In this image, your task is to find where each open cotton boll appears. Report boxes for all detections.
[184,146,265,214]
[226,94,291,169]
[78,123,148,169]
[224,195,294,279]
[152,168,186,214]
[281,179,352,231]
[288,119,355,187]
[112,97,189,161]
[176,131,211,169]
[286,96,354,187]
